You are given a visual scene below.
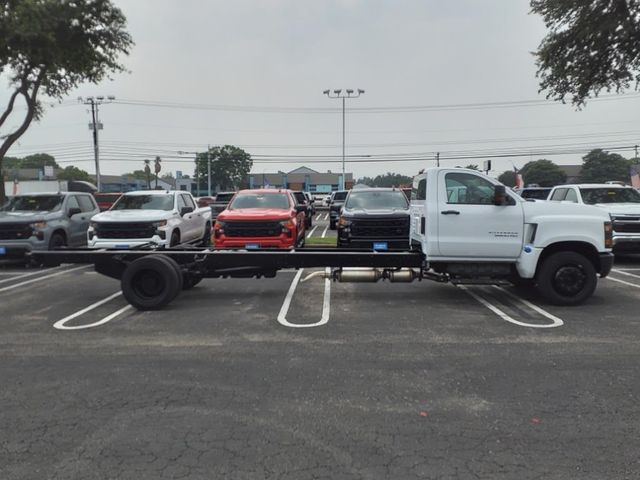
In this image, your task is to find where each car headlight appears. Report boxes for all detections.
[89,221,98,229]
[152,220,168,228]
[30,221,47,229]
[338,216,350,227]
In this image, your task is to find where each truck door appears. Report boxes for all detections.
[409,174,427,249]
[436,171,524,258]
[179,193,199,241]
[65,195,88,246]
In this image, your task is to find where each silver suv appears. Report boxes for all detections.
[0,192,99,258]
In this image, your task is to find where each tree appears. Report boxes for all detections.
[0,0,133,202]
[355,172,413,187]
[161,172,175,180]
[194,145,253,191]
[498,170,517,187]
[531,0,640,106]
[20,153,58,169]
[57,165,91,182]
[520,159,567,187]
[464,164,480,171]
[122,170,148,181]
[580,149,631,183]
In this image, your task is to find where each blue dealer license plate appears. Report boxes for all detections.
[373,242,388,251]
[0,247,6,255]
[245,244,259,250]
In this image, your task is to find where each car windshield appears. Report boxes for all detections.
[230,193,290,209]
[1,195,63,212]
[333,191,348,201]
[521,189,551,200]
[580,188,640,204]
[112,194,175,210]
[346,191,409,209]
[215,193,234,202]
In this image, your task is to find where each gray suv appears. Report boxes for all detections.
[0,192,99,258]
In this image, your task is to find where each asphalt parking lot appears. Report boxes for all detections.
[1,246,640,478]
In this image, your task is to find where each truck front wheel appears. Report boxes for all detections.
[121,256,182,310]
[536,251,597,305]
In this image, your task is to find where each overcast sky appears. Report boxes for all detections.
[2,0,640,180]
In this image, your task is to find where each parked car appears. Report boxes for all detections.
[214,189,306,249]
[0,192,99,258]
[337,188,410,249]
[328,190,349,229]
[93,192,123,211]
[514,187,553,200]
[87,191,212,249]
[292,191,314,227]
[548,183,640,253]
[196,196,216,208]
[304,192,316,215]
[209,191,235,220]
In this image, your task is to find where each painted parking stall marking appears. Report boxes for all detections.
[306,225,318,238]
[53,292,132,330]
[458,285,564,328]
[277,268,331,328]
[0,265,90,293]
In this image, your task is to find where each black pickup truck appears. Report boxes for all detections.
[328,190,349,229]
[336,188,410,250]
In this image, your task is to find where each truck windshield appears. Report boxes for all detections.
[230,193,290,209]
[1,195,63,212]
[112,195,175,211]
[346,191,408,209]
[215,193,234,202]
[580,188,640,204]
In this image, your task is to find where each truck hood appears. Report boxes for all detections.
[0,211,52,223]
[92,210,175,222]
[343,208,409,217]
[591,203,640,215]
[522,200,609,221]
[218,208,292,221]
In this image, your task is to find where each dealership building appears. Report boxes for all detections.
[247,167,354,193]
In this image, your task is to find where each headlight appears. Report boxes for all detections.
[89,221,98,229]
[30,221,47,229]
[152,220,168,228]
[338,216,350,227]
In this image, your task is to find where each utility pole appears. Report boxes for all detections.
[79,96,115,191]
[323,89,365,190]
[436,152,440,167]
[635,144,639,162]
[207,145,212,196]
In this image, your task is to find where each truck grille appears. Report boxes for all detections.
[224,221,282,237]
[612,216,640,233]
[0,223,33,240]
[350,217,409,238]
[95,222,157,239]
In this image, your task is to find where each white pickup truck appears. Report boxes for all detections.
[409,168,614,305]
[87,191,212,249]
[547,183,640,253]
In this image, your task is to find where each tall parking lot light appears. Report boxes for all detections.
[323,88,365,190]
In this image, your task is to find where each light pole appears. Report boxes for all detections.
[323,88,364,190]
[79,95,115,191]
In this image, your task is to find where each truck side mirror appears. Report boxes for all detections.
[493,185,507,206]
[180,206,194,216]
[68,207,82,217]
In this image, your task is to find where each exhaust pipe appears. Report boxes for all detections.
[302,268,422,283]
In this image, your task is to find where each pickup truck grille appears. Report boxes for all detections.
[95,222,157,239]
[0,223,33,240]
[350,217,410,238]
[612,216,640,233]
[224,221,282,237]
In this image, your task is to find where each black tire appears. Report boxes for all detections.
[201,222,212,247]
[121,256,182,310]
[159,255,183,296]
[170,230,180,247]
[297,232,306,248]
[48,232,66,250]
[306,216,313,228]
[329,220,336,230]
[535,251,597,305]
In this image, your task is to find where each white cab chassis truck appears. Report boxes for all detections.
[32,169,613,310]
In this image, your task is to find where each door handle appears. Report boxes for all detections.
[440,210,460,215]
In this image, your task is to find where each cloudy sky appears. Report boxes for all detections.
[2,0,640,180]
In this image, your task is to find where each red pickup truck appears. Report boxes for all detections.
[213,189,307,249]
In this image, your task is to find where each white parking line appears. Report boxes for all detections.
[612,269,640,279]
[0,265,64,285]
[0,265,89,293]
[306,225,318,238]
[277,268,331,328]
[458,285,563,328]
[53,292,132,330]
[321,226,328,238]
[606,276,640,289]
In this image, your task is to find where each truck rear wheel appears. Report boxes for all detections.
[121,256,182,310]
[536,251,597,305]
